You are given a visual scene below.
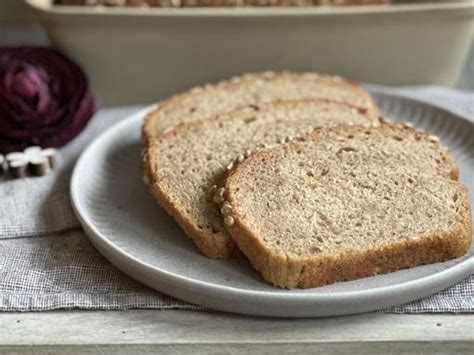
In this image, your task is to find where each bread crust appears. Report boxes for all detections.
[225,197,471,288]
[142,71,380,143]
[222,124,469,288]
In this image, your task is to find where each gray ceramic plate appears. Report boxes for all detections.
[71,88,474,317]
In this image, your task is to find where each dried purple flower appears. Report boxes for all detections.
[0,47,97,154]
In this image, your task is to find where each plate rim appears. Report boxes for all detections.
[70,90,474,317]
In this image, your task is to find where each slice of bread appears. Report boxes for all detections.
[143,99,381,258]
[142,71,379,142]
[221,124,470,288]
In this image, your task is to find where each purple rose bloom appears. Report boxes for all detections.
[0,47,97,154]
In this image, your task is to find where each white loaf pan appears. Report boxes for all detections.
[28,0,474,105]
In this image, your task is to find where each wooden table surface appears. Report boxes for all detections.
[1,310,473,354]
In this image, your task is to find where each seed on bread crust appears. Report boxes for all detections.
[213,187,226,203]
[162,126,174,135]
[206,185,218,202]
[221,202,234,216]
[224,216,235,227]
[213,194,225,204]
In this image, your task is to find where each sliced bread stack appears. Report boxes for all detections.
[143,99,380,258]
[142,71,471,289]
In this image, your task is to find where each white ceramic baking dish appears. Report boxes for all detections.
[28,0,474,105]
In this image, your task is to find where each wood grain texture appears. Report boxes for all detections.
[0,311,473,354]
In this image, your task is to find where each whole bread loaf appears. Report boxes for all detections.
[142,72,379,142]
[221,124,470,288]
[142,100,380,258]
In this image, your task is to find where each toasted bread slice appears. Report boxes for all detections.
[143,100,380,258]
[142,71,379,142]
[221,124,469,288]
